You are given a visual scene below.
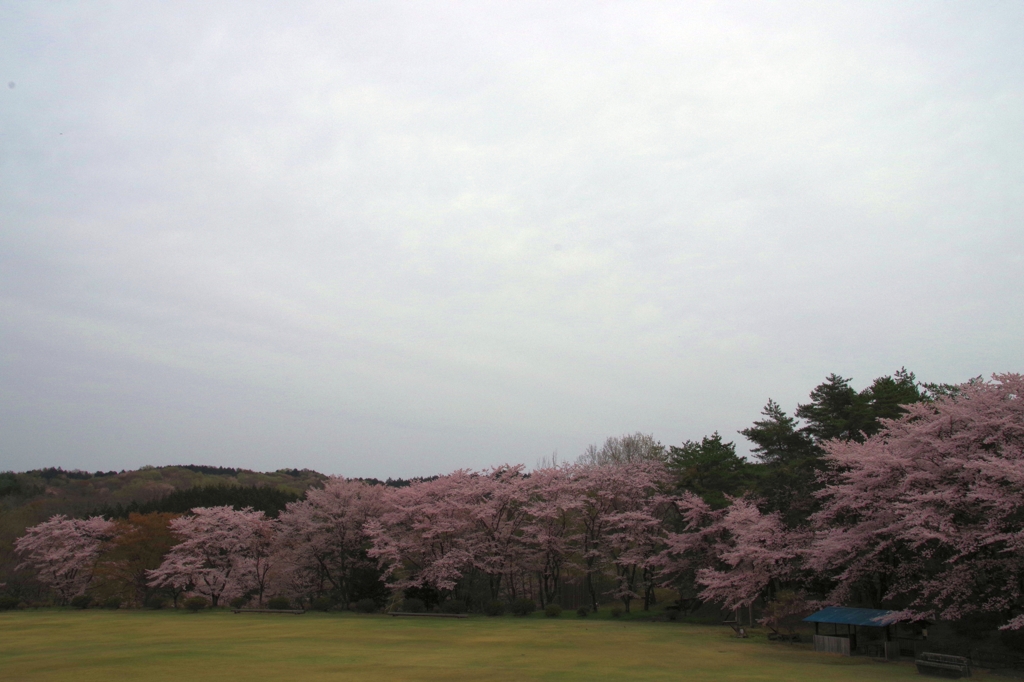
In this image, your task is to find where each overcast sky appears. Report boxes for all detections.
[1,2,1022,477]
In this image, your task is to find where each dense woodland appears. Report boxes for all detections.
[4,370,1024,651]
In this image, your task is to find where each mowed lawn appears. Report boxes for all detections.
[0,610,971,681]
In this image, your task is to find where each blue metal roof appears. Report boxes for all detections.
[803,607,895,627]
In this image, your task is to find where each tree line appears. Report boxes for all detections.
[90,485,303,520]
[9,371,1023,635]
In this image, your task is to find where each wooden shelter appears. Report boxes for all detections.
[804,606,903,658]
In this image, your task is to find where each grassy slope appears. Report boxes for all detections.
[0,610,969,682]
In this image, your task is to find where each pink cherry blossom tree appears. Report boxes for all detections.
[605,504,667,611]
[810,373,1024,629]
[275,477,385,606]
[651,491,726,602]
[695,497,801,616]
[14,515,116,604]
[466,465,533,601]
[237,511,277,606]
[571,460,669,611]
[521,465,581,607]
[367,466,559,605]
[147,506,275,607]
[365,471,479,598]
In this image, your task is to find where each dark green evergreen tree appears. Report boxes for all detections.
[668,432,753,509]
[859,368,922,432]
[740,400,815,466]
[794,373,869,443]
[742,369,927,525]
[793,369,923,444]
[740,401,819,524]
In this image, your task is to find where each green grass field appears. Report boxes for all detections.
[0,610,983,681]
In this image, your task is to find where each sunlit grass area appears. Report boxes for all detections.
[0,609,972,681]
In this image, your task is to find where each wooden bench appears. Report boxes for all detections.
[232,608,306,614]
[916,652,971,679]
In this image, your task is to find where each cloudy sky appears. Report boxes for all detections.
[1,2,1021,477]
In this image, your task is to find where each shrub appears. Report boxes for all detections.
[312,596,334,612]
[611,605,624,618]
[70,595,93,610]
[576,607,589,618]
[229,597,248,609]
[184,596,208,612]
[544,604,562,618]
[666,609,680,621]
[144,595,166,610]
[267,597,291,610]
[354,598,377,613]
[402,586,440,611]
[511,598,536,617]
[440,599,467,615]
[1001,628,1024,652]
[484,600,505,616]
[400,597,425,613]
[103,596,121,610]
[0,596,19,611]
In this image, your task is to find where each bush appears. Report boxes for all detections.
[312,596,333,612]
[576,607,589,618]
[1001,628,1024,652]
[70,595,93,610]
[144,595,166,610]
[0,596,20,611]
[484,600,506,616]
[544,604,562,618]
[103,597,121,610]
[229,597,248,609]
[440,599,467,615]
[400,597,425,613]
[666,609,680,621]
[402,586,440,611]
[611,605,624,618]
[511,598,536,617]
[267,597,291,610]
[354,598,377,613]
[184,596,208,612]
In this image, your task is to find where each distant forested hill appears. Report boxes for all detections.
[0,465,434,597]
[0,465,327,595]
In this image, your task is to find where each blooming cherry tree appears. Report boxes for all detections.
[572,460,669,611]
[695,497,800,613]
[276,477,384,605]
[365,471,479,596]
[605,503,666,611]
[147,506,275,607]
[14,515,116,604]
[465,466,533,600]
[522,465,581,606]
[652,491,725,598]
[810,373,1024,628]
